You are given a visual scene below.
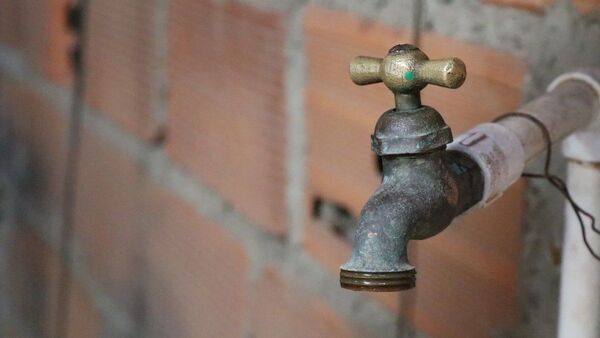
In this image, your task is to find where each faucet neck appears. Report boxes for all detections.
[371,107,452,155]
[394,92,421,110]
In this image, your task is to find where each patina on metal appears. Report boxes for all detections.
[340,44,483,292]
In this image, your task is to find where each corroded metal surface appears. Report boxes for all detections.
[341,44,483,292]
[371,106,452,155]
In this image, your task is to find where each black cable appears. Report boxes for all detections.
[412,0,423,47]
[493,112,600,261]
[55,1,89,338]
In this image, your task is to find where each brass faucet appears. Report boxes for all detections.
[340,44,483,291]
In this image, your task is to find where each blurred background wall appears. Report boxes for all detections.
[0,0,598,337]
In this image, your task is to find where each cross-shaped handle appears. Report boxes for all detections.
[349,44,466,109]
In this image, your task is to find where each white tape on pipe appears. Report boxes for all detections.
[448,123,525,210]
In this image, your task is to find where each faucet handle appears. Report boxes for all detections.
[350,44,463,154]
[349,44,466,107]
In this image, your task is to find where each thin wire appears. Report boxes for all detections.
[493,112,600,261]
[411,0,423,47]
[55,1,89,337]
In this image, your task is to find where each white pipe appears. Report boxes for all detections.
[558,152,600,338]
[558,128,600,338]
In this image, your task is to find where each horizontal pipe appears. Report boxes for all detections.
[449,69,600,210]
[498,72,600,162]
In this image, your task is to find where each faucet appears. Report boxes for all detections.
[340,44,485,291]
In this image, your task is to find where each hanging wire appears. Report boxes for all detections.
[54,1,89,338]
[493,112,600,261]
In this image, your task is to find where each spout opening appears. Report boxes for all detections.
[340,269,416,292]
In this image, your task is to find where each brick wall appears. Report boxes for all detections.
[0,0,599,337]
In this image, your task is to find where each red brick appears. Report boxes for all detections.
[144,186,249,338]
[73,123,153,314]
[304,6,526,338]
[0,0,73,83]
[166,0,287,234]
[573,0,600,14]
[0,79,67,213]
[482,0,555,11]
[46,0,75,84]
[85,0,163,139]
[0,1,46,69]
[252,268,368,338]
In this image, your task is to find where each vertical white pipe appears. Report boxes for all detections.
[558,134,600,338]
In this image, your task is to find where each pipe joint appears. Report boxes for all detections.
[448,123,525,210]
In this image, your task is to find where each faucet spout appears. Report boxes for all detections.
[340,150,483,291]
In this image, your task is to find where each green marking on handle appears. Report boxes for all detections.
[404,71,415,81]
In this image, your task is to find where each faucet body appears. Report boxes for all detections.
[341,44,475,291]
[340,149,483,291]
